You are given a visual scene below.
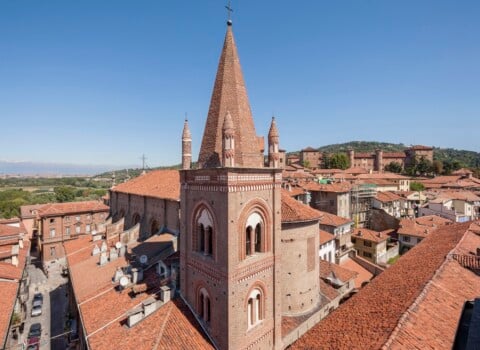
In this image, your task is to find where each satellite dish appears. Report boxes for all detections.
[115,242,122,249]
[119,276,129,287]
[139,255,148,265]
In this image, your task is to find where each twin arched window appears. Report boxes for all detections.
[198,288,211,323]
[247,288,264,328]
[196,209,215,257]
[245,212,264,258]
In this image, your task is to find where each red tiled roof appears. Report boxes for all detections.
[281,192,322,223]
[318,211,353,227]
[112,170,180,201]
[339,258,374,289]
[383,152,406,158]
[320,260,357,284]
[344,167,369,174]
[301,146,318,152]
[375,191,403,203]
[38,201,109,217]
[319,230,335,245]
[352,228,388,243]
[292,221,474,350]
[64,231,213,349]
[398,215,452,238]
[0,224,25,237]
[19,204,44,219]
[356,172,409,180]
[0,240,30,281]
[302,182,351,193]
[0,281,19,347]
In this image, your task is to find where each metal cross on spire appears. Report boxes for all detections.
[225,0,233,25]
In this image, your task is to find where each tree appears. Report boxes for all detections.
[410,182,425,191]
[326,153,349,170]
[302,160,311,169]
[432,160,443,175]
[384,161,402,173]
[54,186,76,203]
[416,157,433,175]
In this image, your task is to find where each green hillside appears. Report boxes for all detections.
[294,141,480,168]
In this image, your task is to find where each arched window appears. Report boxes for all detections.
[195,208,215,258]
[247,288,263,328]
[244,212,264,258]
[198,288,211,324]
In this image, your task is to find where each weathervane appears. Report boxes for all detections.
[225,0,233,25]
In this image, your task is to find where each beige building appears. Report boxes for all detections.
[351,228,388,264]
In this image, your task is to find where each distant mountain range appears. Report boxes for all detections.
[2,141,479,177]
[0,161,127,177]
[294,141,480,168]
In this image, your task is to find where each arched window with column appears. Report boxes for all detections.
[194,207,215,258]
[197,288,211,324]
[244,212,264,258]
[247,288,264,329]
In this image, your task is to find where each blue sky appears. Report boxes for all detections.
[1,1,479,167]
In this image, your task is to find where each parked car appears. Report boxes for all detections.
[28,323,41,339]
[26,336,40,350]
[31,304,42,317]
[32,293,43,308]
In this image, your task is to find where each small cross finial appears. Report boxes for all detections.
[225,0,233,25]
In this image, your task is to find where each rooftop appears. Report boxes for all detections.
[37,201,109,217]
[112,170,180,201]
[292,221,477,349]
[352,228,388,243]
[281,192,322,223]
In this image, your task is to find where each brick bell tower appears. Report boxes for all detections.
[180,18,283,350]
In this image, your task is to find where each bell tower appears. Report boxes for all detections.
[180,18,283,350]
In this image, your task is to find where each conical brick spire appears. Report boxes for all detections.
[198,25,264,168]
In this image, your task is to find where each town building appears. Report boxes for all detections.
[418,191,480,222]
[319,230,336,263]
[0,222,30,349]
[351,228,389,265]
[372,191,405,218]
[20,201,109,263]
[299,147,322,168]
[318,211,354,264]
[397,215,452,254]
[303,182,351,218]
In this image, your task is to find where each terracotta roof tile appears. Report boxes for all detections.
[0,224,25,237]
[64,232,213,349]
[339,258,374,289]
[318,211,353,228]
[281,191,322,223]
[0,281,18,346]
[352,228,388,243]
[302,182,351,193]
[320,260,358,284]
[38,201,109,217]
[319,230,335,245]
[375,191,403,203]
[112,170,180,201]
[292,221,473,349]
